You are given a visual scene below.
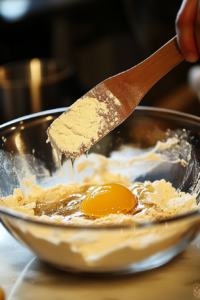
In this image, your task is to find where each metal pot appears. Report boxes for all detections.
[0,58,74,123]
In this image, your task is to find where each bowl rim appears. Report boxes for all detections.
[0,106,200,230]
[0,58,74,87]
[2,105,200,128]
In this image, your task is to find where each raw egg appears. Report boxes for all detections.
[81,183,137,218]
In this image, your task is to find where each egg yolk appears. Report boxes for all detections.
[81,183,137,218]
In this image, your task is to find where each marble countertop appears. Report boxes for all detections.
[1,222,200,300]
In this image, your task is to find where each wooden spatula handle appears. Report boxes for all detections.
[124,36,185,94]
[105,36,185,111]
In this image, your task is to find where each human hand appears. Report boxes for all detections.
[176,0,200,62]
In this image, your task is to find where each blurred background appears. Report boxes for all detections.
[0,0,200,124]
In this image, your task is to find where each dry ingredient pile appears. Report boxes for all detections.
[0,134,199,226]
[0,179,198,226]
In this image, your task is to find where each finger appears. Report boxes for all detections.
[176,0,199,62]
[195,0,200,55]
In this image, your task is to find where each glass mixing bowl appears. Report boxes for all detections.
[0,106,200,274]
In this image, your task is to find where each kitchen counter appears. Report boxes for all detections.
[1,222,200,300]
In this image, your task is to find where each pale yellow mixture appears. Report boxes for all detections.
[0,178,198,226]
[0,137,198,225]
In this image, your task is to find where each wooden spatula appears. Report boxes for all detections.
[47,36,184,159]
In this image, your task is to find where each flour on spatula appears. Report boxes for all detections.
[47,86,122,159]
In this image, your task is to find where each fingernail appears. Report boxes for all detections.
[186,53,198,62]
